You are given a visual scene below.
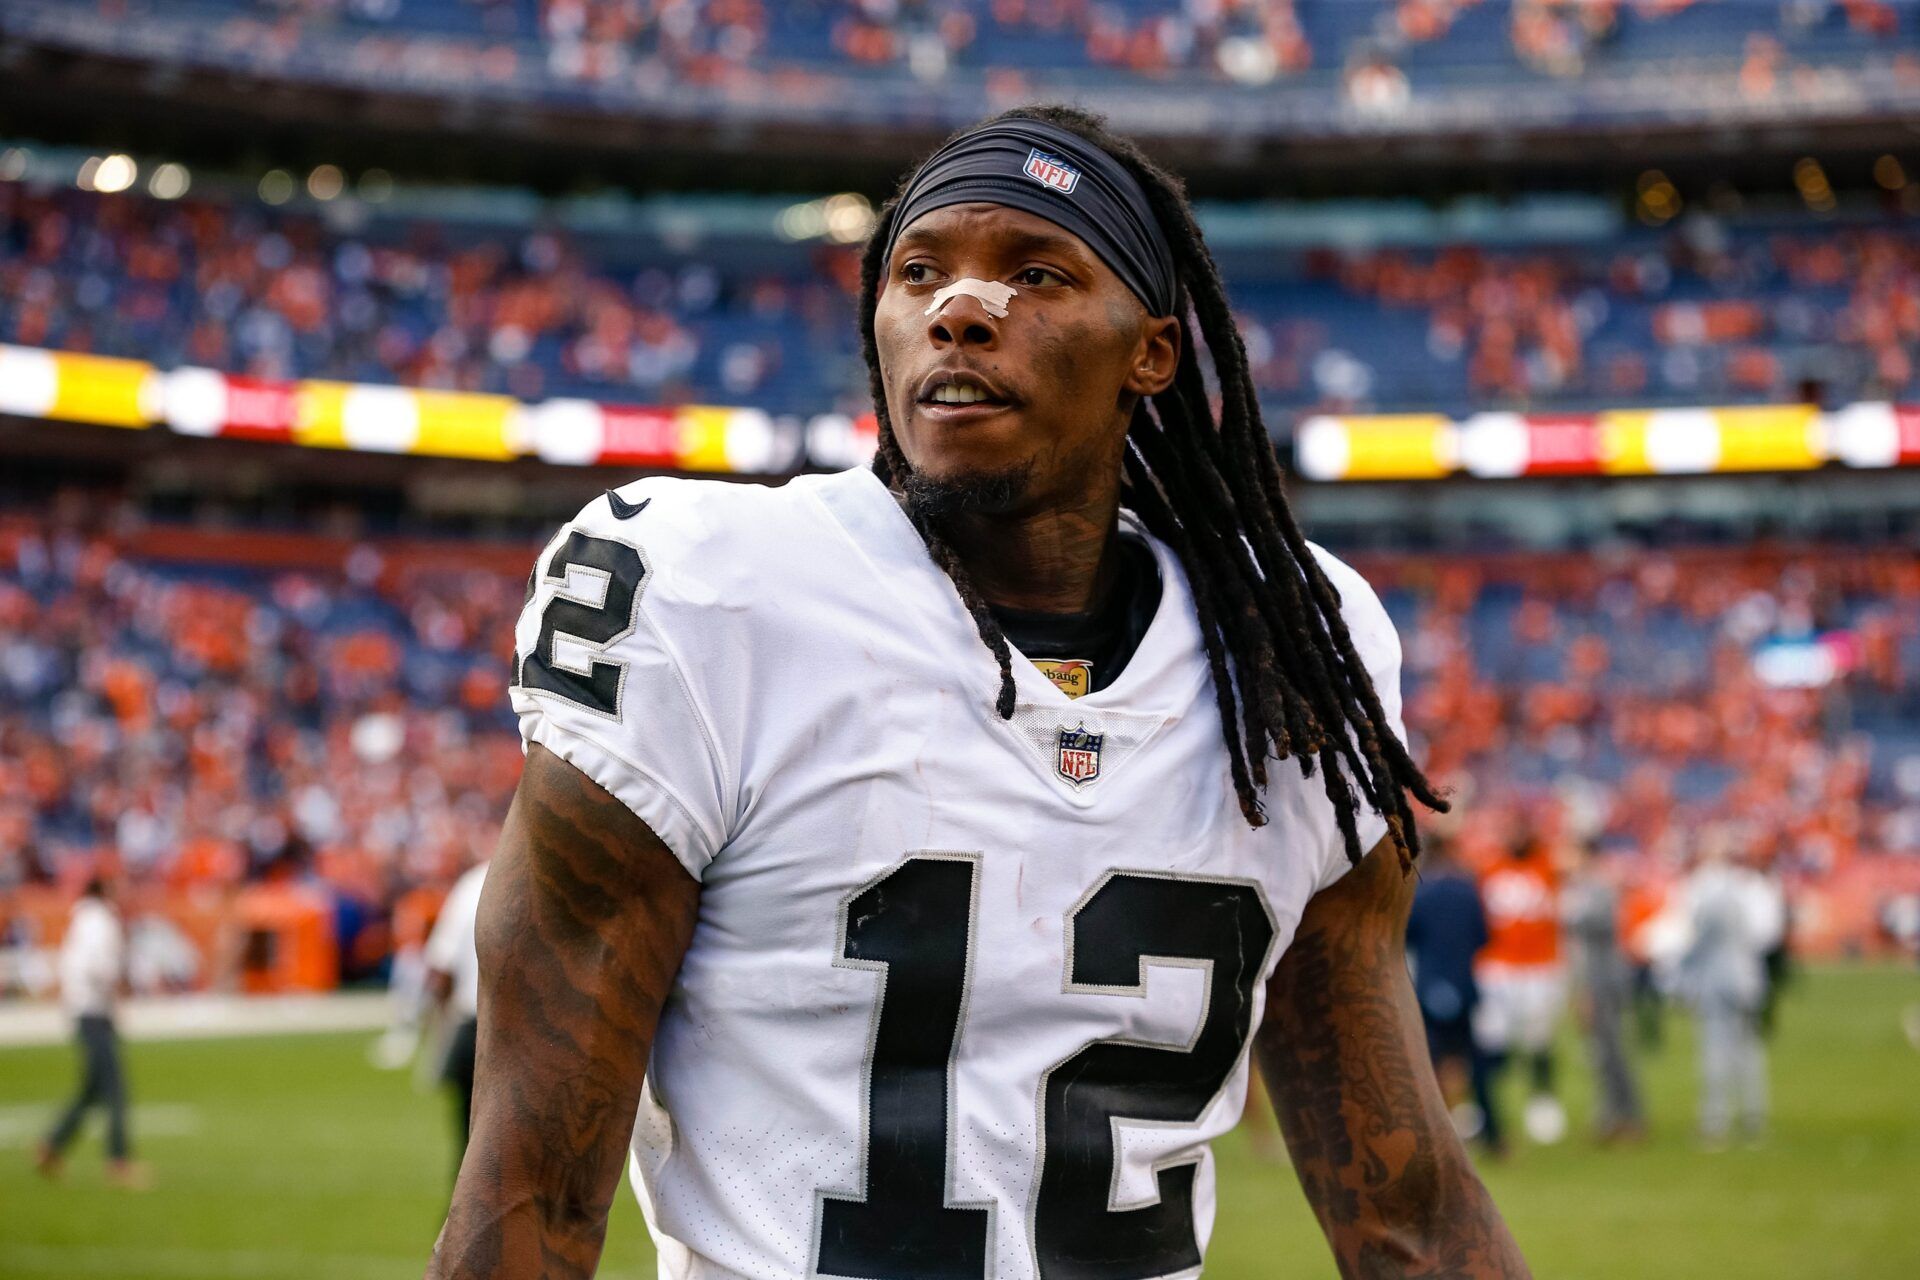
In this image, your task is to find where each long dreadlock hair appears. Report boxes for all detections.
[860,105,1446,871]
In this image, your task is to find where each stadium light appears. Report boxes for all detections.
[1793,158,1836,213]
[77,153,138,194]
[0,147,27,182]
[148,162,191,200]
[1635,170,1680,225]
[777,193,875,243]
[358,168,394,202]
[95,154,137,193]
[777,198,827,241]
[823,193,876,244]
[259,169,296,205]
[308,164,345,201]
[1873,155,1907,191]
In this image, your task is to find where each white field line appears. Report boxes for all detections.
[0,1102,202,1148]
[0,994,393,1047]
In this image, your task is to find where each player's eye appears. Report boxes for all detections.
[901,262,934,284]
[1015,266,1066,287]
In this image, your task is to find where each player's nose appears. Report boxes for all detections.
[926,292,1000,351]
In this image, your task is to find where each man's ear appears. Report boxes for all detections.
[1124,313,1182,398]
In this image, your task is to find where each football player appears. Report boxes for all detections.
[1474,830,1568,1146]
[429,107,1529,1279]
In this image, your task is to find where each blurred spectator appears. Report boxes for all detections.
[1562,838,1647,1143]
[1511,0,1621,78]
[1474,830,1568,1145]
[1406,833,1503,1155]
[35,877,147,1188]
[1757,855,1795,1038]
[1344,51,1412,113]
[424,856,488,1179]
[1620,869,1670,1050]
[1670,826,1787,1148]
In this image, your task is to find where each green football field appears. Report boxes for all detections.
[3,965,1917,1279]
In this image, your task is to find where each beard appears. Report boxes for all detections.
[899,460,1035,524]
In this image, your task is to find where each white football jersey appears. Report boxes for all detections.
[510,467,1405,1280]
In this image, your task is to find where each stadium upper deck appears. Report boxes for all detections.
[17,0,1912,88]
[5,0,1918,172]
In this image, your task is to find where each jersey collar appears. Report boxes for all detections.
[809,467,1209,723]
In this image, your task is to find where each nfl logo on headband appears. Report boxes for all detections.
[1022,148,1080,195]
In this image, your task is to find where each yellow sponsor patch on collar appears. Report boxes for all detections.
[1032,659,1093,699]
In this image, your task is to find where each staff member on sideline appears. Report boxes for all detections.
[35,878,147,1188]
[1562,839,1646,1144]
[1676,831,1783,1149]
[424,858,488,1177]
[1407,834,1502,1155]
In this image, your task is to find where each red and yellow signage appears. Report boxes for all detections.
[6,343,1920,481]
[1299,402,1867,481]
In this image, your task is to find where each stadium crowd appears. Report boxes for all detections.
[2,497,1916,1000]
[5,175,1920,416]
[0,508,527,989]
[108,0,1911,89]
[1227,217,1920,412]
[0,179,860,414]
[1379,546,1920,878]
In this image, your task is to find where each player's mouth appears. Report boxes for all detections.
[914,369,1017,421]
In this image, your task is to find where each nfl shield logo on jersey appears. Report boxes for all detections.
[1022,148,1081,194]
[1055,723,1104,787]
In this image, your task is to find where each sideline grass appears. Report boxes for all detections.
[3,966,1916,1278]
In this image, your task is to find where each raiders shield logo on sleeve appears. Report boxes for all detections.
[1055,723,1104,787]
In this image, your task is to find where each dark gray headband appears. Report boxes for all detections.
[882,118,1178,319]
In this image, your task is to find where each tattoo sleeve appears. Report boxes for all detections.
[1257,839,1531,1279]
[426,743,702,1280]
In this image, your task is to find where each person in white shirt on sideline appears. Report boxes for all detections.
[423,859,488,1178]
[35,878,147,1188]
[1674,830,1787,1149]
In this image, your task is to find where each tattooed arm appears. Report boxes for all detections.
[1257,837,1530,1279]
[427,744,701,1279]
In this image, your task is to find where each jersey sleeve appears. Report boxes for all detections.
[1301,544,1410,896]
[509,482,740,882]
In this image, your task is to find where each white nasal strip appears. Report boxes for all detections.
[924,278,1017,319]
